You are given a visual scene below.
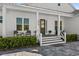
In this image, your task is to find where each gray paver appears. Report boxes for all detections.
[0,41,79,56]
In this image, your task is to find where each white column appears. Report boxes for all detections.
[36,12,39,39]
[2,5,6,37]
[58,15,60,36]
[22,18,24,32]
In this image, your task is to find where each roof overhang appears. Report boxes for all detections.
[23,3,74,13]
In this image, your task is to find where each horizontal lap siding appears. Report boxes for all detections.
[64,16,79,35]
[6,9,37,36]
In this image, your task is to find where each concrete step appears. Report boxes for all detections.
[42,36,62,41]
[42,41,65,46]
[40,36,65,46]
[42,38,62,41]
[42,37,61,40]
[42,39,63,43]
[42,36,62,39]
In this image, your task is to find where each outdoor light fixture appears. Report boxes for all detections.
[58,3,61,6]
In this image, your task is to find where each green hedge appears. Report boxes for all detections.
[0,36,2,38]
[66,34,77,42]
[0,36,37,50]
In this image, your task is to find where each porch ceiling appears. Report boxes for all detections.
[23,3,74,13]
[0,3,73,17]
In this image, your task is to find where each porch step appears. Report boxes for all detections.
[42,36,62,41]
[41,36,65,46]
[42,39,63,43]
[42,41,65,46]
[42,37,62,41]
[43,36,62,39]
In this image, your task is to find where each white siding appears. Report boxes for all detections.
[64,16,79,35]
[6,9,37,36]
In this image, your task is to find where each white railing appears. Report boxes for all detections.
[39,33,42,46]
[60,31,66,43]
[38,32,66,46]
[64,32,66,43]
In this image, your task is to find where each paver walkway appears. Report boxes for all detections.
[1,41,79,56]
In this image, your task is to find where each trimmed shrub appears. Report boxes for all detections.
[0,36,2,38]
[66,34,77,42]
[0,36,37,50]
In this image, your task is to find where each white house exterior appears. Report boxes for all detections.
[0,3,78,46]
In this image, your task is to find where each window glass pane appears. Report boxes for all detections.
[16,18,22,31]
[41,24,44,28]
[0,16,2,19]
[41,21,44,24]
[24,25,29,30]
[24,18,29,25]
[60,21,62,26]
[17,25,22,30]
[16,18,22,25]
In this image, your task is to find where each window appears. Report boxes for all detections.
[55,21,63,35]
[16,18,22,31]
[0,16,2,23]
[16,17,29,31]
[24,18,29,30]
[55,21,62,30]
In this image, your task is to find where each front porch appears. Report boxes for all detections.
[0,4,67,46]
[36,12,66,46]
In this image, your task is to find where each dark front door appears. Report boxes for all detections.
[40,19,45,35]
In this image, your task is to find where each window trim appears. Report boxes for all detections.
[24,18,29,31]
[55,20,63,31]
[16,17,29,31]
[16,17,22,31]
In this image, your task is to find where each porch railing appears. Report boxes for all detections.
[38,31,66,46]
[64,32,66,43]
[60,31,66,43]
[39,33,42,46]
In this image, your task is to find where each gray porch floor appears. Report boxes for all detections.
[1,41,79,56]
